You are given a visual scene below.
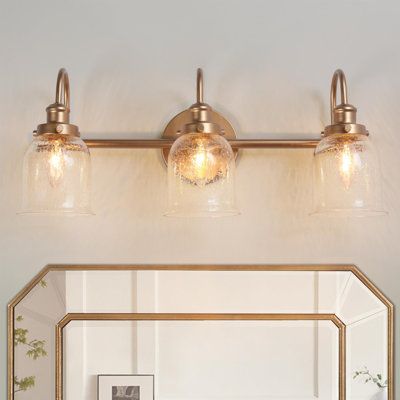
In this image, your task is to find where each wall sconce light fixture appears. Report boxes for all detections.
[21,67,385,217]
[313,70,385,215]
[165,69,238,217]
[21,69,92,214]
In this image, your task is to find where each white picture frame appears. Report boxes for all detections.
[98,375,154,400]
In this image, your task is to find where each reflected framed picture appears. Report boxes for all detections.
[98,375,154,400]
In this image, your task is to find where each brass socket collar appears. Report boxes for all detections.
[183,121,222,135]
[46,102,70,123]
[182,102,222,135]
[35,122,80,137]
[323,103,368,136]
[332,104,357,124]
[322,122,368,137]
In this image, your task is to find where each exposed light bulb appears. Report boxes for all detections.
[47,140,66,187]
[338,143,355,189]
[174,135,228,186]
[190,141,217,183]
[193,145,207,172]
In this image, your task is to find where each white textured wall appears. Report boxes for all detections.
[1,0,400,398]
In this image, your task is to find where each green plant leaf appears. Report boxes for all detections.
[14,328,28,345]
[26,340,47,360]
[14,376,35,392]
[353,367,387,389]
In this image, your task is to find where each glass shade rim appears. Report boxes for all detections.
[310,207,387,217]
[18,208,95,216]
[164,207,240,218]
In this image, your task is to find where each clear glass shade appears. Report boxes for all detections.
[166,132,239,217]
[21,134,92,214]
[313,133,385,215]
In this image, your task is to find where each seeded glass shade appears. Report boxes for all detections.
[21,134,92,214]
[313,133,385,215]
[166,132,239,217]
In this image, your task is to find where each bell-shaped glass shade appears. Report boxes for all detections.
[21,134,92,214]
[166,132,239,217]
[313,133,385,216]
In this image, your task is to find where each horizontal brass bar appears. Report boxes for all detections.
[230,139,319,148]
[84,139,173,149]
[84,138,320,149]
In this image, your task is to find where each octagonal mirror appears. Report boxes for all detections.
[8,265,393,400]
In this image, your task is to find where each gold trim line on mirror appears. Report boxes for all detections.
[55,313,346,400]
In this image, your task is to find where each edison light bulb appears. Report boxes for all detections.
[21,134,91,214]
[193,143,208,180]
[172,135,230,186]
[47,139,66,187]
[313,133,384,214]
[166,132,238,216]
[338,143,357,189]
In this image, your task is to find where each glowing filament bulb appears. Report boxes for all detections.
[339,144,354,189]
[166,131,238,216]
[47,141,65,187]
[193,144,208,180]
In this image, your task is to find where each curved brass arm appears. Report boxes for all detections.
[323,69,367,135]
[36,68,79,136]
[196,67,204,103]
[330,69,348,124]
[55,68,70,109]
[44,68,72,124]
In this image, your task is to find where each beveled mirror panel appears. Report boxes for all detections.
[64,319,339,400]
[8,265,394,400]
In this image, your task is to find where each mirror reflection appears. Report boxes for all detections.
[11,267,392,400]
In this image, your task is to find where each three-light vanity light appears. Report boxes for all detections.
[21,68,385,217]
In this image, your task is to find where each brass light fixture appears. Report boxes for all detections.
[313,69,385,215]
[164,69,239,216]
[21,67,385,217]
[21,69,92,214]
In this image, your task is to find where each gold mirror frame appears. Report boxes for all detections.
[7,264,394,400]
